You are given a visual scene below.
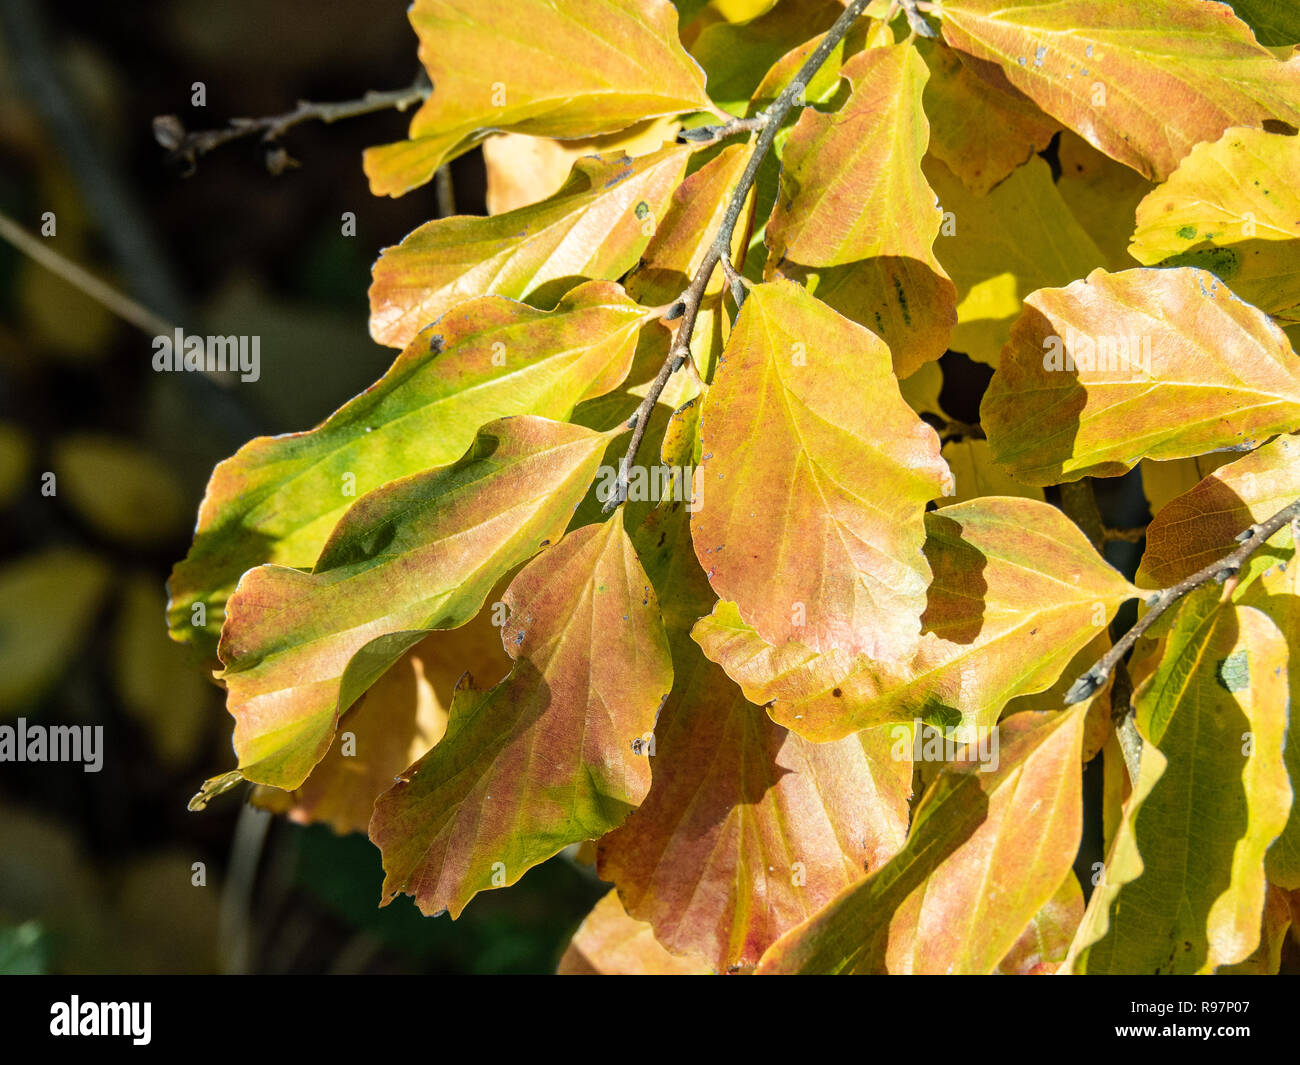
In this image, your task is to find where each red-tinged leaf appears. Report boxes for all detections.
[994,872,1085,975]
[594,414,912,972]
[941,0,1300,181]
[693,497,1135,741]
[218,417,616,790]
[1138,433,1300,587]
[691,280,952,661]
[169,282,652,654]
[597,646,913,972]
[251,611,511,835]
[370,517,672,918]
[363,0,708,197]
[766,43,943,269]
[558,889,712,975]
[981,267,1300,486]
[756,708,1086,974]
[369,148,689,348]
[918,37,1059,196]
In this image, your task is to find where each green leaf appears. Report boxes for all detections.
[370,516,673,918]
[1223,0,1300,47]
[1065,590,1292,973]
[687,0,848,115]
[756,708,1087,974]
[168,281,652,653]
[217,416,616,789]
[363,0,709,196]
[982,267,1300,485]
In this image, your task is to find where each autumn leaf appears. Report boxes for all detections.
[168,282,652,653]
[941,0,1300,181]
[1138,433,1300,587]
[597,440,912,971]
[767,43,941,269]
[1065,591,1292,974]
[251,612,511,835]
[994,872,1084,975]
[363,0,709,196]
[756,708,1087,974]
[557,890,711,974]
[982,267,1300,485]
[370,148,689,348]
[767,255,956,379]
[692,497,1134,741]
[926,155,1105,367]
[917,37,1058,196]
[370,517,672,918]
[691,279,952,661]
[1130,126,1300,321]
[218,416,616,790]
[686,0,848,115]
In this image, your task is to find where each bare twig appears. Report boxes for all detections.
[1065,498,1300,705]
[0,209,175,337]
[1108,660,1143,781]
[434,164,456,218]
[154,72,431,175]
[899,0,938,38]
[719,254,748,310]
[603,0,873,512]
[676,115,767,147]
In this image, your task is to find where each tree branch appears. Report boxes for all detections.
[154,72,431,175]
[602,0,873,512]
[1065,497,1300,705]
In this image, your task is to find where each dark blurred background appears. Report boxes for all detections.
[0,0,604,974]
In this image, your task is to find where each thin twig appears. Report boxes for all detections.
[603,0,873,512]
[1108,660,1142,781]
[899,0,938,38]
[0,209,175,337]
[154,72,431,175]
[434,164,456,218]
[1065,498,1300,705]
[676,115,767,147]
[719,254,748,310]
